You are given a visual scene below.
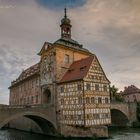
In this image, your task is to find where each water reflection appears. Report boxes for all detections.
[0,128,140,140]
[109,127,140,140]
[0,129,94,140]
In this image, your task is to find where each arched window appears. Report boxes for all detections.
[43,89,51,104]
[133,95,137,102]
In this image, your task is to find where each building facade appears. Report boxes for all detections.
[9,9,111,137]
[121,85,140,102]
[9,63,41,105]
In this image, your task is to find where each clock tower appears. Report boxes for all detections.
[39,8,91,105]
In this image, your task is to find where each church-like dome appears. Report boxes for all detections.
[61,8,71,26]
[61,17,71,25]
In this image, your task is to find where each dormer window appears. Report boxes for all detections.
[80,66,86,71]
[68,69,74,73]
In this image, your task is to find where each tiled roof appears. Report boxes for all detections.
[11,63,40,87]
[122,85,140,95]
[60,56,94,83]
[54,37,90,53]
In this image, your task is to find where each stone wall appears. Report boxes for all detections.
[61,125,108,138]
[128,102,137,123]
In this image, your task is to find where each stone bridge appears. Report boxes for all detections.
[0,102,138,132]
[111,102,137,126]
[0,104,57,135]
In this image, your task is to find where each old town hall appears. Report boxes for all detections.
[9,9,111,137]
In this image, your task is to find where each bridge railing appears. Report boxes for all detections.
[111,101,128,105]
[0,104,54,109]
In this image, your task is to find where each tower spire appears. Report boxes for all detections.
[64,8,67,18]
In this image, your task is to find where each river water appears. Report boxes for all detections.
[0,128,140,140]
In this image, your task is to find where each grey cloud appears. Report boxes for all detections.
[0,0,140,104]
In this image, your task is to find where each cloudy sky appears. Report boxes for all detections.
[0,0,140,104]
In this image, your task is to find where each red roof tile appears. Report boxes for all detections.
[18,63,39,80]
[122,85,140,95]
[60,56,94,83]
[11,63,40,86]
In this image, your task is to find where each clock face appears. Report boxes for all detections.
[41,54,54,84]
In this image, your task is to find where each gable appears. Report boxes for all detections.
[38,42,52,56]
[84,55,110,84]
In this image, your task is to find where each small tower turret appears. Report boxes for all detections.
[60,8,72,39]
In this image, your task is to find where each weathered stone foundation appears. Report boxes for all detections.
[61,125,108,138]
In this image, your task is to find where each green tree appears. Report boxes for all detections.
[110,85,118,101]
[110,85,124,102]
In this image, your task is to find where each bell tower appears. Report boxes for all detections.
[60,8,72,39]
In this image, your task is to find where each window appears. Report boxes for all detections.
[95,84,99,91]
[31,96,34,104]
[77,84,82,91]
[91,97,95,103]
[36,95,38,103]
[99,76,102,80]
[80,66,86,71]
[70,115,73,119]
[103,85,107,92]
[27,97,29,104]
[93,114,100,119]
[86,114,90,119]
[61,99,64,104]
[105,98,109,104]
[98,97,102,104]
[86,84,91,90]
[133,95,137,102]
[78,115,82,120]
[64,54,70,63]
[24,98,26,104]
[60,86,64,93]
[64,115,67,120]
[32,80,34,88]
[105,113,109,118]
[86,97,90,104]
[78,97,82,104]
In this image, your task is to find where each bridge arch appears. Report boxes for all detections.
[0,111,57,135]
[111,109,129,127]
